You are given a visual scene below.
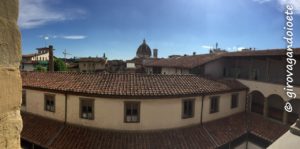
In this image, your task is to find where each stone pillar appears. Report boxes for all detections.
[263,98,268,117]
[283,111,288,125]
[0,0,22,149]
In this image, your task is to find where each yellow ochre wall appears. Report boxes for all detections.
[22,89,246,130]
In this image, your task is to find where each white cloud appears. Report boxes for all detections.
[253,0,300,14]
[226,46,246,51]
[253,0,271,4]
[19,0,86,29]
[237,47,246,51]
[62,35,87,40]
[201,45,212,49]
[39,34,87,40]
[278,0,300,14]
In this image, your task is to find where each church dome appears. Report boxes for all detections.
[136,39,151,58]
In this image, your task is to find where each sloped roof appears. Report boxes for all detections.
[144,53,224,69]
[21,72,247,99]
[144,48,300,69]
[21,113,64,148]
[21,112,289,149]
[22,53,45,58]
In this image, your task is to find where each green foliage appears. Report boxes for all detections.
[54,58,67,71]
[34,65,47,72]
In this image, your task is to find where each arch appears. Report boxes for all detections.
[288,99,300,124]
[267,94,285,121]
[249,90,265,115]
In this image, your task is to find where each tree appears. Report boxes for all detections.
[54,58,67,71]
[35,65,47,72]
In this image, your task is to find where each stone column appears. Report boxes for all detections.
[0,0,22,149]
[283,111,288,125]
[263,98,268,117]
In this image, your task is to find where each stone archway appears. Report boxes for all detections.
[250,91,265,115]
[267,94,285,122]
[288,99,300,124]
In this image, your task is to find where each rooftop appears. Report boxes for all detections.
[21,112,289,149]
[21,72,247,99]
[144,48,300,69]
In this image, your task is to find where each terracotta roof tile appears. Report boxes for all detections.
[144,53,224,69]
[248,113,290,142]
[49,124,216,149]
[203,113,289,146]
[144,48,300,69]
[225,48,300,57]
[22,53,45,58]
[21,72,247,98]
[22,112,289,149]
[21,113,64,148]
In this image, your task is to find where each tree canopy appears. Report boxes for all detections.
[54,58,67,71]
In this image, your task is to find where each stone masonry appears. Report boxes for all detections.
[0,0,22,149]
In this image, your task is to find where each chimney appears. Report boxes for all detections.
[153,49,158,58]
[48,45,54,72]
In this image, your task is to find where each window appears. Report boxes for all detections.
[182,99,195,119]
[124,102,140,123]
[231,93,239,109]
[80,98,94,120]
[210,96,219,113]
[44,94,55,112]
[22,90,26,106]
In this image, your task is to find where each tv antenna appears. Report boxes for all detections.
[62,49,72,63]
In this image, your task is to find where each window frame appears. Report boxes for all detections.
[182,98,195,119]
[79,98,95,120]
[210,96,220,114]
[44,94,55,112]
[231,93,239,109]
[124,101,140,123]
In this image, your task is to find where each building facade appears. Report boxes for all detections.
[20,48,300,149]
[78,57,107,72]
[21,46,54,71]
[21,72,247,130]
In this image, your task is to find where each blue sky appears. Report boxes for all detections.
[20,0,300,60]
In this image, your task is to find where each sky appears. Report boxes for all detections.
[20,0,300,60]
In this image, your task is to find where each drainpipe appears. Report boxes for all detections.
[64,93,68,124]
[200,95,204,124]
[245,89,250,149]
[200,95,219,147]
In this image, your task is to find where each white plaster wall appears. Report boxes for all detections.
[202,91,246,123]
[31,53,49,61]
[79,62,105,72]
[24,89,66,121]
[22,64,34,71]
[238,79,300,101]
[204,59,224,78]
[235,141,264,149]
[66,95,202,130]
[161,67,190,75]
[23,89,247,130]
[126,63,135,68]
